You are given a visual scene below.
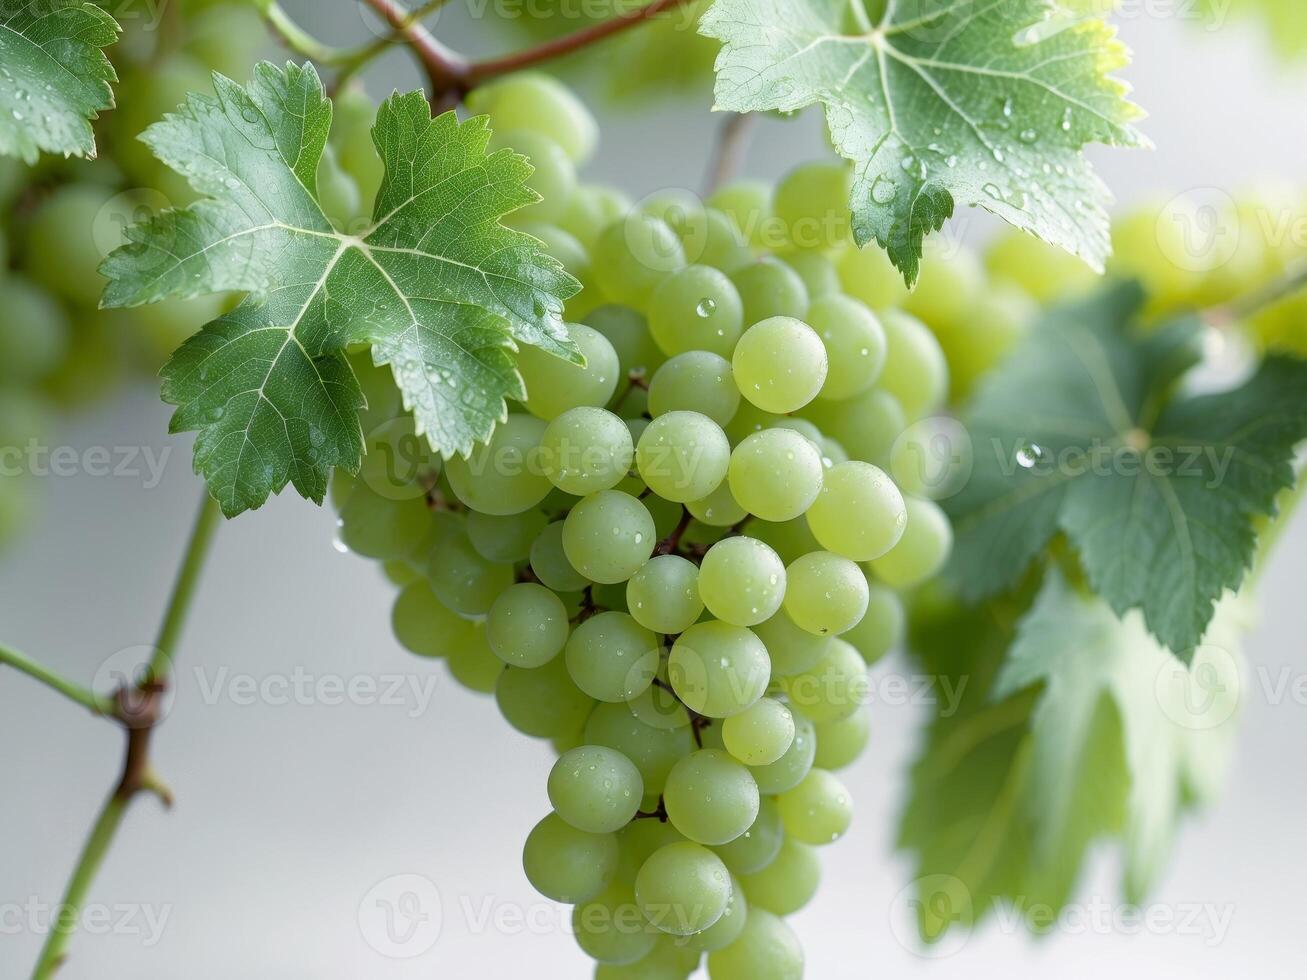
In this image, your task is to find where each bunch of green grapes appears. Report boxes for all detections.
[327,74,966,979]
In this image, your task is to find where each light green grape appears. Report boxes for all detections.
[877,309,950,420]
[738,836,821,917]
[635,842,732,936]
[492,128,576,225]
[751,611,830,676]
[664,749,761,846]
[466,509,549,563]
[722,698,795,766]
[778,250,840,299]
[549,746,644,834]
[352,351,403,433]
[518,323,620,420]
[684,875,747,953]
[565,612,660,702]
[708,907,804,979]
[783,551,870,637]
[648,352,741,426]
[541,407,634,495]
[487,583,570,667]
[902,244,985,328]
[748,712,816,794]
[648,265,745,358]
[986,227,1098,303]
[693,208,754,273]
[773,159,851,251]
[842,583,904,664]
[626,555,704,634]
[182,2,269,78]
[596,938,699,979]
[749,517,822,565]
[732,317,828,414]
[445,623,505,694]
[777,768,853,844]
[627,663,693,731]
[21,182,114,308]
[781,639,867,724]
[391,581,470,658]
[444,415,552,515]
[560,185,632,250]
[868,494,953,587]
[428,526,514,616]
[808,295,886,400]
[522,812,618,903]
[709,179,772,250]
[338,485,430,561]
[563,490,656,583]
[687,480,748,528]
[0,276,69,382]
[617,811,689,883]
[836,242,909,311]
[697,537,787,627]
[727,429,824,522]
[383,560,422,587]
[585,702,696,795]
[531,520,591,591]
[331,81,385,205]
[802,389,906,467]
[813,709,871,770]
[729,257,809,325]
[589,304,665,388]
[573,880,658,965]
[496,657,595,738]
[933,282,1035,401]
[465,71,599,163]
[525,222,598,317]
[819,435,849,467]
[635,411,731,503]
[712,796,784,875]
[316,143,362,232]
[722,400,782,444]
[669,621,770,718]
[593,214,687,307]
[354,416,437,503]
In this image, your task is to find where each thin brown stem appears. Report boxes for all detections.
[703,113,756,195]
[655,508,694,557]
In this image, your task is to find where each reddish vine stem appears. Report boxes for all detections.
[654,508,694,557]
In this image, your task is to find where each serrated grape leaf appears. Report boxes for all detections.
[0,0,119,162]
[99,62,580,518]
[944,281,1307,656]
[898,571,1245,940]
[699,0,1145,285]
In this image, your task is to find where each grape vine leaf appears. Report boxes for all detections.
[0,0,120,162]
[944,281,1307,656]
[699,0,1146,285]
[99,62,581,518]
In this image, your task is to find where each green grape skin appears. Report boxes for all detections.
[773,159,852,251]
[465,71,599,164]
[781,639,867,724]
[748,516,822,566]
[808,294,887,401]
[985,226,1098,304]
[663,749,761,846]
[635,842,732,937]
[392,581,469,658]
[549,745,645,834]
[522,812,619,904]
[330,81,385,206]
[684,876,748,953]
[778,250,841,299]
[486,583,570,667]
[749,712,816,794]
[819,435,849,468]
[109,55,210,202]
[617,815,689,884]
[574,880,658,965]
[801,387,905,467]
[751,611,830,676]
[729,257,809,326]
[466,509,549,564]
[316,143,362,232]
[877,309,949,421]
[560,184,633,250]
[696,537,787,627]
[722,698,795,766]
[446,623,505,694]
[382,560,421,587]
[708,179,772,250]
[596,939,700,979]
[563,490,656,584]
[712,796,784,876]
[648,265,745,358]
[635,411,731,504]
[777,768,853,844]
[732,317,828,415]
[21,183,114,308]
[783,551,870,637]
[687,480,748,528]
[707,906,804,979]
[355,416,438,503]
[585,702,696,795]
[933,282,1035,402]
[693,208,755,273]
[524,222,598,318]
[668,621,771,718]
[737,836,821,917]
[768,416,823,445]
[492,128,576,225]
[868,494,953,588]
[626,555,704,634]
[647,352,741,427]
[565,612,660,702]
[444,415,552,516]
[721,399,782,444]
[813,709,871,770]
[496,657,595,738]
[427,526,514,616]
[338,485,430,561]
[835,242,909,311]
[627,663,693,731]
[541,407,634,495]
[727,429,824,522]
[588,304,666,389]
[842,582,903,665]
[518,323,621,420]
[0,276,69,382]
[182,2,268,78]
[531,520,592,591]
[351,351,403,434]
[902,244,985,328]
[593,214,687,307]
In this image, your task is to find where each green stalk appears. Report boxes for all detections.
[0,644,115,716]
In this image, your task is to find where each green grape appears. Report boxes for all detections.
[487,583,570,667]
[684,875,747,953]
[541,407,634,495]
[352,351,404,433]
[563,490,656,584]
[694,208,754,273]
[707,907,804,979]
[596,940,698,979]
[331,81,385,206]
[428,526,514,615]
[589,304,666,389]
[752,611,830,676]
[812,709,871,770]
[531,520,591,591]
[887,416,971,500]
[445,623,505,694]
[868,494,953,587]
[985,227,1097,303]
[722,698,795,766]
[444,415,552,515]
[560,184,632,250]
[836,242,909,311]
[877,309,949,420]
[727,429,824,522]
[617,814,688,883]
[819,435,848,467]
[626,555,704,634]
[664,749,760,845]
[842,583,903,664]
[773,159,851,251]
[721,400,781,444]
[524,222,598,317]
[522,812,619,903]
[518,323,621,420]
[783,552,869,636]
[687,480,748,528]
[777,768,853,844]
[338,485,430,561]
[21,183,114,308]
[712,797,784,875]
[802,387,905,466]
[627,663,693,731]
[804,459,906,562]
[183,2,268,78]
[110,55,210,202]
[359,415,440,500]
[648,265,745,358]
[565,612,660,702]
[732,317,828,414]
[781,639,867,724]
[496,657,595,738]
[668,621,770,718]
[593,214,687,307]
[383,560,421,587]
[648,352,741,426]
[902,244,985,328]
[729,257,809,325]
[748,517,821,566]
[585,702,696,795]
[749,712,816,794]
[549,745,645,834]
[493,128,577,225]
[738,836,821,916]
[392,581,469,658]
[768,417,822,445]
[934,282,1036,401]
[808,295,886,400]
[466,509,549,563]
[708,179,772,250]
[778,250,840,299]
[316,143,362,232]
[635,411,731,503]
[697,537,787,627]
[635,842,732,936]
[465,71,599,164]
[0,276,69,382]
[574,881,658,965]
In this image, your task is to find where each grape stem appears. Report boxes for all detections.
[654,508,695,557]
[0,644,116,717]
[1204,260,1307,328]
[651,675,712,748]
[703,113,757,195]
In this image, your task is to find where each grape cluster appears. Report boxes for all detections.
[329,73,964,978]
